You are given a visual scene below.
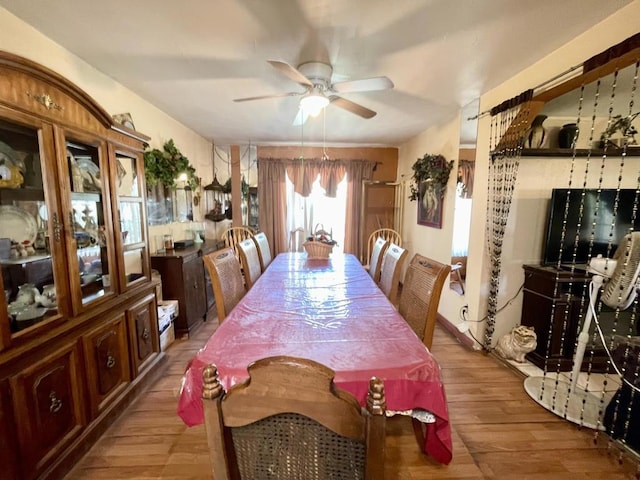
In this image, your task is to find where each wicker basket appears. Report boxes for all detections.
[303,240,334,259]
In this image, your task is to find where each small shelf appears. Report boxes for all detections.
[520,147,640,157]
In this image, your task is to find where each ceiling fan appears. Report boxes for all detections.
[233,60,394,125]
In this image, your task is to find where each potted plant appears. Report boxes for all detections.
[408,153,454,201]
[599,112,639,148]
[144,139,200,190]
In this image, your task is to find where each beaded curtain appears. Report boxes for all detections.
[485,91,534,349]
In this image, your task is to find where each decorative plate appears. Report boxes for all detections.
[0,205,37,245]
[76,157,102,192]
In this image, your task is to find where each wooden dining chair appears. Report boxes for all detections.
[365,236,390,283]
[202,356,386,480]
[237,237,262,290]
[289,227,306,252]
[366,228,401,264]
[399,253,451,349]
[252,231,272,271]
[378,242,408,305]
[203,247,246,322]
[220,226,254,261]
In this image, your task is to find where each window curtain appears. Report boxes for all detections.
[344,160,376,254]
[258,157,375,255]
[257,159,288,254]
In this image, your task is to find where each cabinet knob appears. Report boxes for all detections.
[49,391,63,413]
[106,354,116,369]
[193,282,198,289]
[142,328,150,341]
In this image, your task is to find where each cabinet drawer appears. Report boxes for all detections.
[127,294,159,376]
[10,342,85,480]
[83,313,131,417]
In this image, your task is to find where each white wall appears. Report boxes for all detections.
[429,2,640,346]
[0,7,213,242]
[398,115,469,330]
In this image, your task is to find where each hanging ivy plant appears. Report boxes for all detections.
[144,139,199,190]
[408,153,454,201]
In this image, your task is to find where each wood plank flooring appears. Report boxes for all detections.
[65,315,640,479]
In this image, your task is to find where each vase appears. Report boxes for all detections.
[527,115,547,149]
[558,123,579,149]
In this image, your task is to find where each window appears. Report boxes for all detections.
[285,173,347,252]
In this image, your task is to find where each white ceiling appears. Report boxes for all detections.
[0,0,631,146]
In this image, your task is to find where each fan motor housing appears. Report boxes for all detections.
[298,61,333,87]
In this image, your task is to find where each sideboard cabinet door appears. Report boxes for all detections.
[127,293,159,376]
[83,313,131,418]
[10,342,85,480]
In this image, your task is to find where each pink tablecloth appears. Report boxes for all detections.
[177,253,452,464]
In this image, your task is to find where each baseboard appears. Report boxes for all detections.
[437,313,476,350]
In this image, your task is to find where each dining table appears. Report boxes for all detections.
[177,252,452,464]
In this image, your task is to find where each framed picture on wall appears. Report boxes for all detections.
[417,181,444,228]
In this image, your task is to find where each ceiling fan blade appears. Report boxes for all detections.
[332,76,394,93]
[233,91,304,102]
[268,60,313,87]
[329,95,376,119]
[292,108,310,126]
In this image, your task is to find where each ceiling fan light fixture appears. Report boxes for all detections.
[300,89,329,117]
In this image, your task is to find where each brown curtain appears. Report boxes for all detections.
[257,158,288,254]
[458,159,475,198]
[258,157,375,256]
[344,160,376,255]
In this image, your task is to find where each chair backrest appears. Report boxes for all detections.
[378,243,408,304]
[203,247,246,322]
[252,231,272,271]
[289,227,306,252]
[399,254,451,349]
[368,236,390,283]
[237,238,262,290]
[366,228,401,264]
[220,226,254,261]
[202,356,386,480]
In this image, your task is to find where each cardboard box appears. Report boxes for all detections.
[152,269,163,302]
[158,300,178,320]
[159,321,175,351]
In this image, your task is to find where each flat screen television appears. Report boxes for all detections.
[542,188,640,266]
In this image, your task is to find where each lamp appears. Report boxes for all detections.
[300,86,329,117]
[204,174,227,222]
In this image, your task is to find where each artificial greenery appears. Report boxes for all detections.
[144,139,199,190]
[408,153,454,201]
[600,112,639,146]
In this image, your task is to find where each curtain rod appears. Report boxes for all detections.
[470,32,640,120]
[468,62,584,120]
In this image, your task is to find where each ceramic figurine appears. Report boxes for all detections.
[494,325,537,363]
[527,115,547,149]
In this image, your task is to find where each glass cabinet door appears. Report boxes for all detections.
[114,150,149,288]
[0,117,64,339]
[64,136,115,313]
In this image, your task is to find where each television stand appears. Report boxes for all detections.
[521,264,611,373]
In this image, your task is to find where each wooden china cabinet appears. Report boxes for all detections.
[0,52,165,480]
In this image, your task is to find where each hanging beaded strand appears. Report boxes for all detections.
[603,60,640,454]
[485,96,531,349]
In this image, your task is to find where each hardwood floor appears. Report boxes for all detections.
[65,315,639,479]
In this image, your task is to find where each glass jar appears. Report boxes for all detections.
[163,234,174,251]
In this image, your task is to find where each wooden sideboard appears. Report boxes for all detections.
[151,242,220,337]
[520,264,624,373]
